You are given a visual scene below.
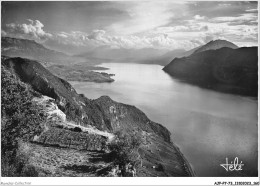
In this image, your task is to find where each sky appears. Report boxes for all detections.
[1,1,258,54]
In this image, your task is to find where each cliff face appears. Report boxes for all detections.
[2,56,192,177]
[163,47,258,97]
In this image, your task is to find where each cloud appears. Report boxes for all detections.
[3,19,52,41]
[87,30,106,40]
[218,3,231,7]
[57,33,68,38]
[1,1,258,54]
[211,13,257,24]
[147,13,258,48]
[107,1,188,35]
[232,41,258,47]
[1,30,7,36]
[245,8,258,12]
[194,15,205,20]
[155,24,208,33]
[155,26,189,32]
[2,15,258,54]
[46,29,202,51]
[50,31,90,47]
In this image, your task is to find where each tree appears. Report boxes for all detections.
[107,132,142,176]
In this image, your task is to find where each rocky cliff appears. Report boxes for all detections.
[163,47,258,97]
[1,56,193,177]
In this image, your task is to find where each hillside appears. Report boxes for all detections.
[1,56,193,177]
[193,39,238,54]
[1,37,83,65]
[163,47,258,97]
[1,37,114,83]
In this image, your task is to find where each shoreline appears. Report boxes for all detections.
[67,63,194,177]
[68,68,195,177]
[171,141,196,176]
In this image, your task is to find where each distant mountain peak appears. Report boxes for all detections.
[207,39,237,44]
[193,39,238,54]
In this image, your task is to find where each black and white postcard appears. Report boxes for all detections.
[1,1,259,185]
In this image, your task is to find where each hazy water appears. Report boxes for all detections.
[70,63,258,177]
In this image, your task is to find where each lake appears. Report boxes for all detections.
[70,63,258,177]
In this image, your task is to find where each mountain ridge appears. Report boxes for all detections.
[163,47,258,97]
[137,39,238,66]
[1,37,115,83]
[76,45,169,62]
[1,37,80,65]
[193,39,238,54]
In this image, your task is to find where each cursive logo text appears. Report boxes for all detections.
[220,157,244,172]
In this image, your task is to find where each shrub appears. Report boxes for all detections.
[156,163,165,172]
[1,66,45,176]
[21,165,39,177]
[107,132,142,176]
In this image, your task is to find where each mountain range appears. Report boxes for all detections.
[1,37,116,83]
[139,47,201,66]
[163,46,258,97]
[1,37,84,65]
[75,45,168,63]
[2,36,258,97]
[1,37,241,67]
[1,37,170,65]
[129,40,238,66]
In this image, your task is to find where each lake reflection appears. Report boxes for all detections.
[70,63,258,177]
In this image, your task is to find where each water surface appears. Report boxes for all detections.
[70,63,258,177]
